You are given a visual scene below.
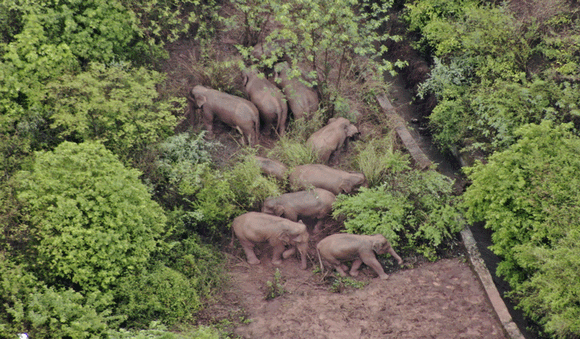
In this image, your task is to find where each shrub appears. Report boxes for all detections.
[462,121,580,337]
[16,141,167,291]
[26,287,120,339]
[353,133,410,187]
[333,163,461,260]
[115,264,202,328]
[46,62,180,163]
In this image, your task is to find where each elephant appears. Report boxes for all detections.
[251,41,286,63]
[307,117,359,163]
[254,156,289,181]
[232,212,310,270]
[317,233,403,280]
[262,188,336,232]
[242,70,288,136]
[274,63,319,120]
[188,85,260,146]
[288,164,366,195]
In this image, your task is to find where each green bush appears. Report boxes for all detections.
[333,161,461,260]
[16,141,167,291]
[353,133,410,187]
[462,121,580,338]
[27,287,120,339]
[115,264,202,328]
[46,62,180,162]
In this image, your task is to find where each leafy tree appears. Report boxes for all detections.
[45,62,180,162]
[463,121,580,338]
[16,141,167,291]
[236,0,403,115]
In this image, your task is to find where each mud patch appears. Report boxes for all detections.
[216,255,506,339]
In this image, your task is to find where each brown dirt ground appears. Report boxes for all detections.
[199,238,506,339]
[162,7,508,338]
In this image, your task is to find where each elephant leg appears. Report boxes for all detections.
[271,245,285,265]
[334,264,349,277]
[349,259,363,277]
[313,219,324,233]
[361,254,389,280]
[240,239,260,265]
[282,246,296,259]
[325,256,348,276]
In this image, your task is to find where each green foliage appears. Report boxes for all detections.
[353,132,411,187]
[0,256,125,338]
[408,0,580,154]
[0,256,39,337]
[16,141,167,291]
[329,276,368,293]
[185,44,243,94]
[115,264,202,328]
[265,268,286,300]
[46,62,180,162]
[26,287,120,339]
[462,121,580,338]
[266,112,325,168]
[333,163,461,260]
[236,0,400,112]
[160,233,225,299]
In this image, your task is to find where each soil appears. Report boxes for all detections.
[199,243,506,339]
[161,6,510,338]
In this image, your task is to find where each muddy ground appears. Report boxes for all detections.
[199,240,506,339]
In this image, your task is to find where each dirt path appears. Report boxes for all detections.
[217,252,506,339]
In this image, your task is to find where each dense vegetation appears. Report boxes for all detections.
[406,0,580,337]
[2,0,577,338]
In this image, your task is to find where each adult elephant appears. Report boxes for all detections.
[307,117,359,163]
[317,233,403,280]
[188,85,260,146]
[274,63,319,120]
[254,156,288,182]
[242,70,288,136]
[232,212,310,270]
[262,188,336,232]
[288,164,366,195]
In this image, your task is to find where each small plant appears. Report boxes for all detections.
[329,276,368,293]
[265,269,286,300]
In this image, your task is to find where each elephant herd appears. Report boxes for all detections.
[231,159,403,279]
[188,62,319,147]
[188,54,403,279]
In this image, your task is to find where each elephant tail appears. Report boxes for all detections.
[317,248,324,275]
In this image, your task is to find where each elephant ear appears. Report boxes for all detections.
[194,93,207,108]
[279,231,291,244]
[242,72,249,87]
[372,240,384,253]
[274,205,284,217]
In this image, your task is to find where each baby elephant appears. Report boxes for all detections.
[232,212,310,269]
[262,188,336,232]
[317,233,403,280]
[307,117,358,163]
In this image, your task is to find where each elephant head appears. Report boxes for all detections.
[339,172,367,194]
[371,234,390,254]
[189,86,207,109]
[371,234,403,265]
[262,199,285,217]
[328,117,359,137]
[279,221,309,269]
